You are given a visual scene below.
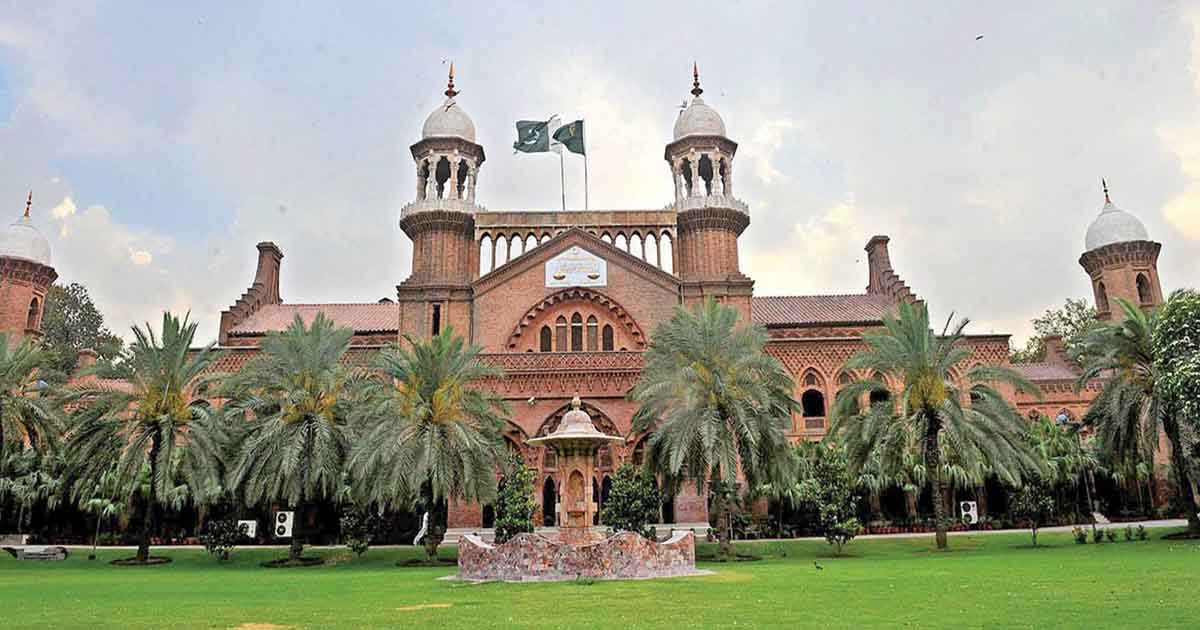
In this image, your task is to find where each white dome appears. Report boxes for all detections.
[422,98,477,143]
[1085,201,1150,251]
[0,214,52,266]
[673,96,727,141]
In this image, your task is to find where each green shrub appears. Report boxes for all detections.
[1123,525,1134,542]
[601,463,662,539]
[1092,527,1104,543]
[200,519,248,561]
[494,453,537,544]
[1104,528,1117,543]
[340,508,384,557]
[1011,482,1055,547]
[1072,527,1088,544]
[1136,524,1148,541]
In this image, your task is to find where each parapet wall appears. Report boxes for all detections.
[457,530,696,582]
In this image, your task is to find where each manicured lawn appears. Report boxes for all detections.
[1,529,1196,629]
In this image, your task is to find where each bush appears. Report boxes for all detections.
[797,443,861,554]
[602,464,662,539]
[200,519,248,561]
[1011,481,1055,547]
[1072,526,1088,544]
[494,453,537,544]
[1137,524,1148,541]
[340,508,384,557]
[1092,527,1104,543]
[1123,525,1134,542]
[1104,528,1117,543]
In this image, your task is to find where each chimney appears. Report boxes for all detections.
[253,242,284,304]
[1043,335,1068,365]
[76,348,98,371]
[865,235,892,295]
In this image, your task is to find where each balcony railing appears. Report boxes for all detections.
[400,197,486,218]
[479,351,644,373]
[665,194,748,215]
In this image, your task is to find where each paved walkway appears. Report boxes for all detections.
[14,519,1186,551]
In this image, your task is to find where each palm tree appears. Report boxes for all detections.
[348,327,508,563]
[629,299,796,560]
[1076,298,1200,535]
[831,301,1040,549]
[79,467,125,560]
[0,449,64,538]
[64,312,225,563]
[224,313,363,564]
[0,333,60,453]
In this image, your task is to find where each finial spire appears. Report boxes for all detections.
[445,61,458,98]
[571,394,582,409]
[23,191,31,218]
[1101,178,1111,204]
[691,61,703,98]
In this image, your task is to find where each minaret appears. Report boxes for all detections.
[666,65,753,320]
[1078,180,1163,321]
[397,65,485,340]
[0,192,58,341]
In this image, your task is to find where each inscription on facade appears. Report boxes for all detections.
[545,246,607,287]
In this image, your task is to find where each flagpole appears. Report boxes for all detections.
[559,148,567,212]
[583,122,589,211]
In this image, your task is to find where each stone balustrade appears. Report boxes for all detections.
[400,197,486,218]
[665,194,749,215]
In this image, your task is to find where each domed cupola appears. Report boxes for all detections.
[673,75,727,141]
[1084,183,1150,251]
[0,192,52,266]
[421,65,478,143]
[0,192,58,339]
[1078,180,1164,321]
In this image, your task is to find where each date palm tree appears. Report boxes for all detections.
[0,333,60,453]
[831,301,1040,549]
[348,328,508,563]
[630,299,796,560]
[65,312,224,563]
[1076,298,1200,535]
[224,313,364,564]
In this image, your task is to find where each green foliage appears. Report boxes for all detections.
[223,313,361,561]
[347,327,508,561]
[1092,527,1104,543]
[630,298,796,558]
[600,463,661,539]
[64,312,224,562]
[40,283,126,375]
[1153,289,1200,429]
[1072,526,1088,544]
[1104,528,1116,543]
[831,301,1041,550]
[0,333,61,453]
[1124,525,1134,542]
[1137,524,1148,540]
[493,453,537,544]
[796,442,860,554]
[1010,481,1055,546]
[1009,298,1097,364]
[200,518,248,561]
[339,508,383,557]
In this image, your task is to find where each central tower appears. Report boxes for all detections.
[397,65,485,340]
[666,66,753,320]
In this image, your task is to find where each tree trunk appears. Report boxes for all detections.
[904,488,918,522]
[710,473,733,560]
[422,486,445,563]
[925,418,948,550]
[136,433,162,563]
[91,516,103,560]
[291,424,314,562]
[1163,415,1200,535]
[975,484,988,521]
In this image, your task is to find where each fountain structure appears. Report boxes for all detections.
[456,396,700,582]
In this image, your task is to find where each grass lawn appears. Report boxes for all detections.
[1,528,1197,629]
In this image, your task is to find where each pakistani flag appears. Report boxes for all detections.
[513,118,561,153]
[552,120,585,155]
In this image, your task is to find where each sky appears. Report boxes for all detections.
[1,2,1198,346]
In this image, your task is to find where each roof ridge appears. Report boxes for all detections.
[271,302,398,307]
[754,293,877,300]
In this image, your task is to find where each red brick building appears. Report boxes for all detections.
[1,71,1169,528]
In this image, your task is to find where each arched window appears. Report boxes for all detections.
[543,447,557,469]
[586,315,599,351]
[602,324,614,351]
[525,234,538,253]
[26,297,40,330]
[509,233,523,258]
[539,325,552,352]
[660,233,674,273]
[645,233,658,267]
[570,313,584,351]
[555,316,568,351]
[601,232,612,245]
[1137,274,1153,304]
[479,235,493,275]
[801,390,826,417]
[596,445,613,469]
[630,233,643,259]
[1096,281,1109,312]
[615,233,628,252]
[495,234,509,267]
[542,477,556,526]
[540,233,551,245]
[870,371,891,405]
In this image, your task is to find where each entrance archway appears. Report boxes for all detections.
[542,477,556,526]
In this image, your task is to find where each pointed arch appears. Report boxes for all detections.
[659,232,674,273]
[1136,274,1153,304]
[479,235,493,275]
[506,287,649,350]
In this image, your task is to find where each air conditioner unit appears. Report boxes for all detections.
[960,501,979,525]
[274,511,294,538]
[237,520,258,539]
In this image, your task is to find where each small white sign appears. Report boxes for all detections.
[546,246,607,287]
[237,520,257,538]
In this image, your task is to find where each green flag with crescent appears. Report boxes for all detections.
[552,120,585,155]
[513,118,559,153]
